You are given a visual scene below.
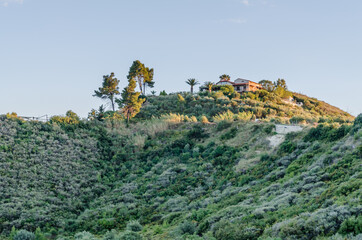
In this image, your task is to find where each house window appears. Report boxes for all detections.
[236,86,240,90]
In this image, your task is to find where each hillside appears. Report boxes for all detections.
[136,91,354,125]
[0,107,361,240]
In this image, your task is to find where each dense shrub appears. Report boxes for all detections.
[338,216,362,235]
[119,231,142,240]
[220,127,237,140]
[178,221,196,235]
[263,124,274,134]
[278,141,296,154]
[0,109,359,239]
[216,121,232,131]
[126,221,143,232]
[135,91,353,125]
[14,230,35,240]
[187,125,208,140]
[74,231,98,240]
[213,220,262,240]
[50,110,80,124]
[304,124,350,142]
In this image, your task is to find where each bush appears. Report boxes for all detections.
[278,141,296,154]
[159,90,167,96]
[304,124,349,142]
[216,121,232,131]
[213,220,262,240]
[74,231,97,240]
[201,115,209,124]
[328,125,350,141]
[126,221,143,232]
[213,110,235,122]
[6,112,24,121]
[220,127,238,140]
[179,221,196,235]
[263,124,274,134]
[338,216,362,235]
[187,125,208,140]
[102,230,119,240]
[119,231,142,240]
[34,228,45,240]
[290,116,305,124]
[14,230,35,240]
[50,110,80,125]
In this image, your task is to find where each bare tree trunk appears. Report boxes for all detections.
[111,96,115,111]
[127,113,130,127]
[138,78,143,94]
[191,86,193,94]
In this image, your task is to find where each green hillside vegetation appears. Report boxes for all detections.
[0,109,361,239]
[0,71,359,239]
[136,90,353,125]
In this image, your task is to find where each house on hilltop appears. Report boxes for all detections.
[215,78,263,93]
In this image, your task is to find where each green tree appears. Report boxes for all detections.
[220,85,234,94]
[144,67,155,95]
[186,78,199,94]
[127,60,154,95]
[259,80,275,92]
[93,72,120,111]
[117,78,145,125]
[204,81,214,94]
[14,230,35,240]
[34,228,45,240]
[50,110,80,124]
[9,226,17,240]
[88,105,105,121]
[219,74,231,82]
[159,90,167,96]
[275,78,287,89]
[274,78,292,98]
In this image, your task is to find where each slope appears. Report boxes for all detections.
[0,113,360,239]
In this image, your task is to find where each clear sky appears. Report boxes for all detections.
[1,0,361,117]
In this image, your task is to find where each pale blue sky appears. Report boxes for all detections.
[1,0,361,117]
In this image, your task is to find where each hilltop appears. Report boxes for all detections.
[136,91,354,125]
[0,94,361,240]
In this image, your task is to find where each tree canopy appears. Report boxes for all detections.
[275,78,287,89]
[93,72,120,111]
[259,80,275,92]
[185,78,199,94]
[127,60,154,95]
[117,78,145,124]
[219,74,231,82]
[204,81,214,94]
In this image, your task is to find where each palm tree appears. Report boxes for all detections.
[219,74,231,82]
[204,81,214,94]
[186,78,199,94]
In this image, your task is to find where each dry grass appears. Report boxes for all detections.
[201,115,210,124]
[161,113,185,123]
[138,118,170,137]
[213,110,235,122]
[133,134,147,149]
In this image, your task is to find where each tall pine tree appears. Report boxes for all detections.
[127,60,154,95]
[93,72,120,111]
[117,78,145,125]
